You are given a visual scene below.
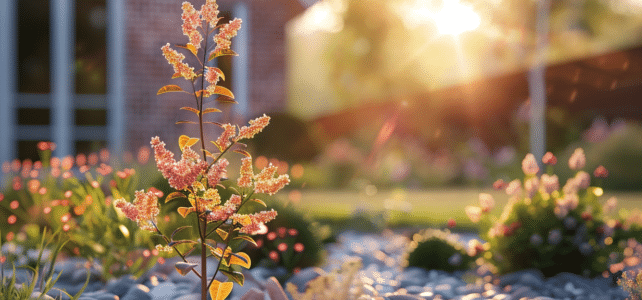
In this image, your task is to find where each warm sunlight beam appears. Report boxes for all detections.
[434,1,480,35]
[400,0,480,36]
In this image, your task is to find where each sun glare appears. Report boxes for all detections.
[399,0,481,36]
[434,1,481,35]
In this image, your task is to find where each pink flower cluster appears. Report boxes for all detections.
[231,209,278,234]
[200,0,219,27]
[181,2,202,49]
[114,189,160,232]
[213,18,242,53]
[236,156,290,195]
[207,158,229,186]
[207,194,242,222]
[161,43,196,80]
[151,137,208,190]
[236,114,270,141]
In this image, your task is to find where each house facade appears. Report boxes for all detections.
[0,0,307,165]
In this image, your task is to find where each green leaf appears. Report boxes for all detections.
[220,269,245,286]
[157,85,185,95]
[208,49,238,61]
[165,192,187,203]
[234,235,258,247]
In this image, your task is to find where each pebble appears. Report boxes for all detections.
[3,230,637,300]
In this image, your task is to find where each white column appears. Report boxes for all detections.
[233,2,250,119]
[0,0,16,168]
[107,0,126,161]
[528,0,551,165]
[51,0,75,157]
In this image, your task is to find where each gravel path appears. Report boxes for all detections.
[6,230,636,300]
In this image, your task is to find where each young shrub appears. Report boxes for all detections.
[402,229,480,272]
[113,1,290,299]
[470,150,642,277]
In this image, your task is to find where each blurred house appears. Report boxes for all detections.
[0,0,309,165]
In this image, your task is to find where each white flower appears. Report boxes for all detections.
[521,153,539,175]
[574,171,590,189]
[506,179,522,197]
[568,148,586,170]
[540,174,559,194]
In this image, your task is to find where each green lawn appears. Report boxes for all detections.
[277,188,642,231]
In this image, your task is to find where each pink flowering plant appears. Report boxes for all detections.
[0,143,160,280]
[466,149,642,277]
[113,1,289,299]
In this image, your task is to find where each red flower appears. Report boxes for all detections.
[594,165,609,178]
[447,218,456,228]
[542,152,557,165]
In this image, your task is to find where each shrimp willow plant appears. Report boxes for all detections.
[114,1,289,300]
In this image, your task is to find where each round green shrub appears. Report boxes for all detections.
[402,229,477,272]
[240,198,327,274]
[471,150,642,277]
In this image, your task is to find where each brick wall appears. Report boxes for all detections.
[124,0,304,151]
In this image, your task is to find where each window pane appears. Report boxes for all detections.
[18,108,50,126]
[75,140,106,156]
[75,109,107,126]
[17,141,41,162]
[18,0,51,93]
[75,0,106,94]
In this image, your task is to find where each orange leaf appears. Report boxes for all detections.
[203,108,222,114]
[250,198,267,207]
[178,135,199,151]
[228,252,251,269]
[175,262,198,276]
[215,228,228,240]
[211,141,223,152]
[210,67,225,81]
[208,49,238,61]
[157,85,185,95]
[180,107,200,115]
[209,280,233,300]
[177,207,195,218]
[234,235,258,247]
[212,86,235,99]
[165,192,187,203]
[176,120,198,125]
[216,97,238,104]
[233,149,251,157]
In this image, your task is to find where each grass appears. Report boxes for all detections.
[277,188,642,232]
